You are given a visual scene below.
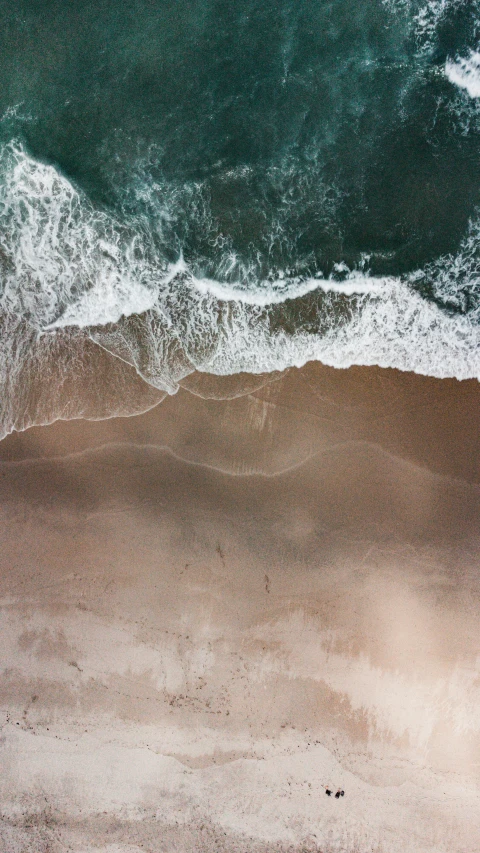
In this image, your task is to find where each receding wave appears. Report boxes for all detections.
[0,142,479,439]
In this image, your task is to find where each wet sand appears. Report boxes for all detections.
[0,363,480,852]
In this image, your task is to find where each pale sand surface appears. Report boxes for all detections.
[0,363,479,852]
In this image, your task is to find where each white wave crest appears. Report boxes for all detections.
[0,142,165,329]
[197,279,480,380]
[191,272,384,306]
[446,51,480,99]
[0,141,479,444]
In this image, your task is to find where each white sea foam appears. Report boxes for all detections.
[195,279,480,381]
[46,278,158,329]
[0,142,165,329]
[446,52,480,98]
[0,142,479,440]
[413,0,463,48]
[383,0,478,57]
[191,273,384,305]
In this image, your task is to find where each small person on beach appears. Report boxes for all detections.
[324,785,344,797]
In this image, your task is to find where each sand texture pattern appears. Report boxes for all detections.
[0,363,479,853]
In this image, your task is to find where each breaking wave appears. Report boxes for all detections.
[446,51,480,99]
[0,141,479,438]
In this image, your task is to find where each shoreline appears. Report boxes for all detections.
[0,362,479,852]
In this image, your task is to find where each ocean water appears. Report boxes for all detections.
[1,0,480,435]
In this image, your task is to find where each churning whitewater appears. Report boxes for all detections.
[1,0,480,436]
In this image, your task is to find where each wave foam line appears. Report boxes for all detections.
[0,138,479,436]
[190,272,384,306]
[197,280,480,382]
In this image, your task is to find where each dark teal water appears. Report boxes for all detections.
[2,0,480,273]
[0,0,479,433]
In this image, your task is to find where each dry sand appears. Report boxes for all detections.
[0,363,479,853]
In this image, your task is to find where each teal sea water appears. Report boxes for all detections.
[1,0,480,433]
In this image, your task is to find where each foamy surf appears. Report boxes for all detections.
[190,271,385,305]
[446,51,480,98]
[0,142,479,439]
[198,278,480,380]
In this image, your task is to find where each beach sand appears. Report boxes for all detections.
[0,362,479,852]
